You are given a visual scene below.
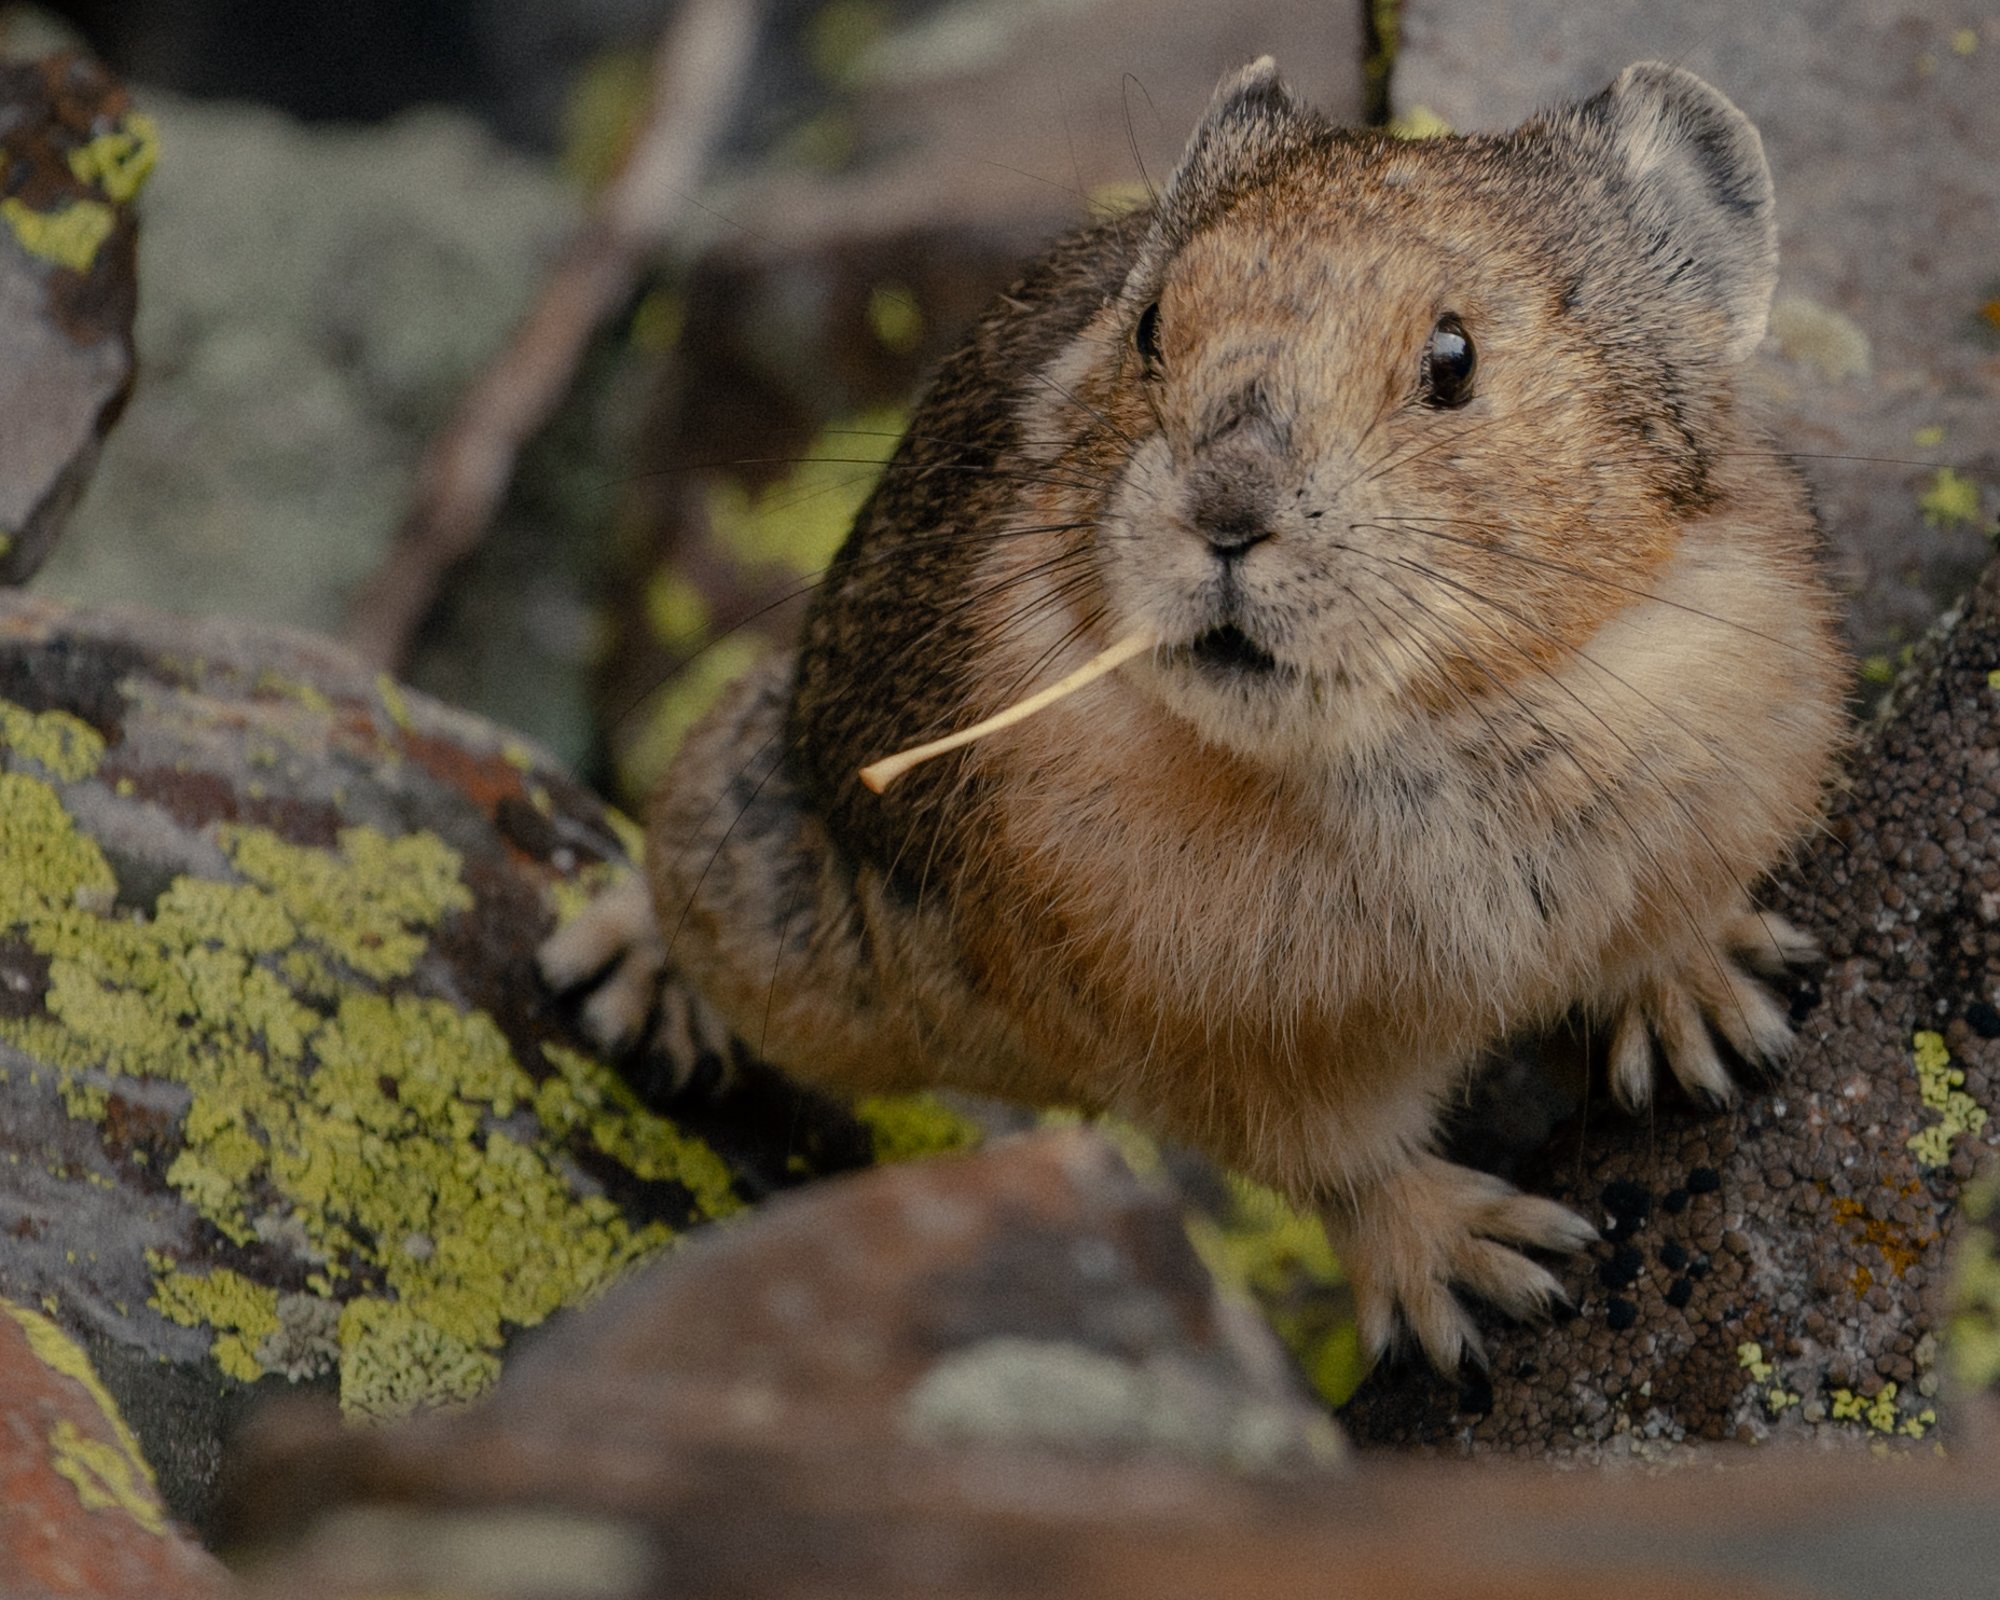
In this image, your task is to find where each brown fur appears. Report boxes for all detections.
[543,61,1847,1373]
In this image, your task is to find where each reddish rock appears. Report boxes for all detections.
[0,1295,227,1599]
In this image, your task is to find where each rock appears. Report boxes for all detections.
[1390,0,2000,666]
[0,589,878,1535]
[0,1296,228,1600]
[218,1128,1340,1551]
[217,1133,2000,1598]
[1346,550,2000,1456]
[0,52,148,585]
[31,91,605,771]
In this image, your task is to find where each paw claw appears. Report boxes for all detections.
[1606,904,1804,1110]
[1327,1156,1593,1377]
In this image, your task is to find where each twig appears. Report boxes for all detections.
[344,0,765,671]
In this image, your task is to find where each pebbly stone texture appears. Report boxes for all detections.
[0,1297,227,1600]
[0,589,878,1536]
[1391,1,2000,668]
[0,52,148,585]
[1345,551,2000,1457]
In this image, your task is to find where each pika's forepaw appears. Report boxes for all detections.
[1326,1156,1596,1373]
[538,874,733,1099]
[1608,909,1812,1111]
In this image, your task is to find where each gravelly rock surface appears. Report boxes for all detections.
[1345,551,2000,1456]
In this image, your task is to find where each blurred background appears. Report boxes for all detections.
[0,0,1376,807]
[0,0,1993,804]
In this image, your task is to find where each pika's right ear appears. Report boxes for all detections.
[1132,58,1303,275]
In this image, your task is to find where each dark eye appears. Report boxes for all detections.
[1134,300,1163,371]
[1421,314,1476,408]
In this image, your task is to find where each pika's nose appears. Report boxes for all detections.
[1189,470,1274,559]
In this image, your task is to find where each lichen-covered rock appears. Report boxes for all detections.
[0,590,878,1535]
[0,53,151,585]
[1346,556,2000,1457]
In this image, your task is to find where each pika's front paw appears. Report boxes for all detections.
[1608,908,1812,1111]
[1324,1155,1597,1373]
[538,873,733,1099]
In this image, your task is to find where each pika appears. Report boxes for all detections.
[544,60,1846,1371]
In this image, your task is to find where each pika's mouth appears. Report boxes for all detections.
[1178,623,1282,678]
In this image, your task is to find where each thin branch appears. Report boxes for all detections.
[345,0,765,671]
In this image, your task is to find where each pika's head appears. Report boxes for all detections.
[1015,61,1781,770]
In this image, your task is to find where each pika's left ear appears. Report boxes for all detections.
[1568,63,1778,361]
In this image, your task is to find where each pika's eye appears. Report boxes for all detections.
[1421,314,1476,408]
[1134,301,1163,371]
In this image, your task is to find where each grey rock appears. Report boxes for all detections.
[0,54,144,584]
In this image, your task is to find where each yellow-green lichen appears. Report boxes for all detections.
[375,672,413,731]
[49,1419,167,1535]
[1908,1030,1989,1168]
[0,702,107,783]
[3,1300,164,1534]
[1187,1173,1363,1409]
[546,860,635,931]
[1737,1339,1776,1382]
[1769,296,1871,381]
[1,195,116,271]
[0,770,732,1421]
[1387,105,1452,139]
[1919,467,1983,530]
[1088,181,1153,218]
[251,671,335,715]
[619,635,764,800]
[644,569,711,653]
[540,1043,743,1220]
[1828,1380,1935,1438]
[146,1262,279,1384]
[628,287,685,356]
[66,112,160,203]
[854,1091,982,1164]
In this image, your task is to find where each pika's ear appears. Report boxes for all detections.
[1567,63,1777,361]
[1151,58,1303,238]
